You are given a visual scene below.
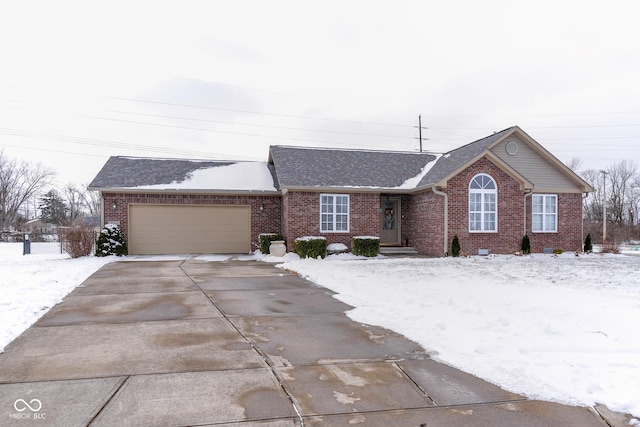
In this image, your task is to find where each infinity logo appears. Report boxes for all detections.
[14,399,42,412]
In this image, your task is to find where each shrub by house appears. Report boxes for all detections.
[294,236,327,259]
[95,224,128,257]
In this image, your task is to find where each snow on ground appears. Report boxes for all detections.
[2,242,639,421]
[278,252,640,419]
[0,243,116,352]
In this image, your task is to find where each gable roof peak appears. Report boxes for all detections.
[444,126,519,155]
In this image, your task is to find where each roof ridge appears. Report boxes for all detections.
[115,156,252,163]
[445,126,517,154]
[270,145,437,155]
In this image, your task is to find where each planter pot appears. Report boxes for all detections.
[269,240,287,257]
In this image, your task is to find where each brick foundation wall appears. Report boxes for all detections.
[282,191,380,251]
[102,192,282,251]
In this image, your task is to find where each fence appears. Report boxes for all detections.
[19,232,97,256]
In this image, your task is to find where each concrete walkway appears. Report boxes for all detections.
[0,259,622,426]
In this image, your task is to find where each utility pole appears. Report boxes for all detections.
[601,170,608,245]
[415,115,428,152]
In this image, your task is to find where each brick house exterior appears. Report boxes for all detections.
[89,126,592,256]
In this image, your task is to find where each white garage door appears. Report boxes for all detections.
[128,204,251,255]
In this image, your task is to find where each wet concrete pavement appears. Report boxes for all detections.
[0,259,626,426]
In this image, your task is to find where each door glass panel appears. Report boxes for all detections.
[382,199,397,230]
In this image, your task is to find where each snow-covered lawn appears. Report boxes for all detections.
[0,243,115,352]
[1,242,639,420]
[278,252,640,420]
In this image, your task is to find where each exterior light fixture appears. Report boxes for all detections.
[112,201,117,210]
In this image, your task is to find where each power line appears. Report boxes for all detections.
[0,128,262,160]
[100,110,405,139]
[81,115,371,146]
[0,142,107,159]
[105,96,411,128]
[79,116,417,151]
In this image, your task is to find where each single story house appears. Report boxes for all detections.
[88,126,593,256]
[25,218,58,235]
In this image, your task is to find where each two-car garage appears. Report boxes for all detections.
[128,204,251,255]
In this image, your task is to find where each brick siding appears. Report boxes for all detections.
[446,157,525,254]
[407,191,445,256]
[527,192,584,253]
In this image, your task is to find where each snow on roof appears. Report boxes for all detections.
[397,154,442,189]
[134,162,277,192]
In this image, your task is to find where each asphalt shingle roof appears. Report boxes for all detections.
[269,146,437,189]
[88,157,237,189]
[419,127,516,187]
[89,127,530,192]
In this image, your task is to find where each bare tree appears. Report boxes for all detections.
[0,151,56,230]
[566,157,584,173]
[62,183,101,220]
[81,186,101,217]
[606,160,637,226]
[629,176,640,241]
[63,183,85,222]
[581,169,603,222]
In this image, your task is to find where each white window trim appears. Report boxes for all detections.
[469,174,498,233]
[532,194,558,233]
[320,194,350,233]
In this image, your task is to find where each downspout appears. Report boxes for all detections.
[100,193,105,228]
[432,186,448,256]
[582,192,589,250]
[523,190,532,236]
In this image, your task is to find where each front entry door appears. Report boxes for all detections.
[380,196,401,245]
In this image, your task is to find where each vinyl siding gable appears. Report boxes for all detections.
[490,135,580,191]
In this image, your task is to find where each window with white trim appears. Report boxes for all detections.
[532,194,557,232]
[320,194,349,232]
[469,174,497,232]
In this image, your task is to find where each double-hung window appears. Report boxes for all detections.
[469,174,497,232]
[320,194,349,232]
[532,194,557,232]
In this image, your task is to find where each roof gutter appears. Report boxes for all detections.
[432,186,448,256]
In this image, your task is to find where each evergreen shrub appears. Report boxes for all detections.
[352,236,380,257]
[451,235,461,257]
[259,233,284,254]
[521,234,531,255]
[584,234,593,252]
[294,236,327,259]
[95,224,128,257]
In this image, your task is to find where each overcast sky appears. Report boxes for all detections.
[1,0,638,185]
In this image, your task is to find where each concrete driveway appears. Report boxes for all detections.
[0,258,618,426]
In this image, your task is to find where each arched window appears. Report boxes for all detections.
[469,174,497,232]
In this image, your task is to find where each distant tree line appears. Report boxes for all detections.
[0,151,100,236]
[569,158,640,244]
